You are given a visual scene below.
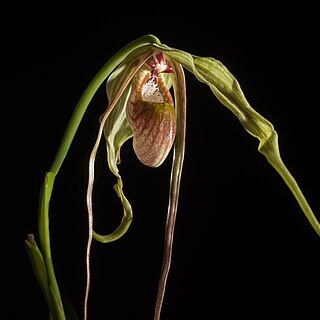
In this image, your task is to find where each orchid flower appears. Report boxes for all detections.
[25,34,319,320]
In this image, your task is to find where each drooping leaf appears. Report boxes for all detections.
[155,44,320,236]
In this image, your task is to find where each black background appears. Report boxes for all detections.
[6,2,319,319]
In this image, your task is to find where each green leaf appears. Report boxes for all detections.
[62,296,80,320]
[25,235,50,305]
[155,44,320,237]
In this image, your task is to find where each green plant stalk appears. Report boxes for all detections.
[26,34,161,320]
[50,35,161,175]
[37,172,65,319]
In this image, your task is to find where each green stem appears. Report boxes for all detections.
[38,172,65,319]
[49,34,160,175]
[33,34,161,320]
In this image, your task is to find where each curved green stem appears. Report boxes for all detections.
[27,34,161,320]
[38,172,65,319]
[49,34,161,175]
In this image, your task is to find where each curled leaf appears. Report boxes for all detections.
[89,46,155,243]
